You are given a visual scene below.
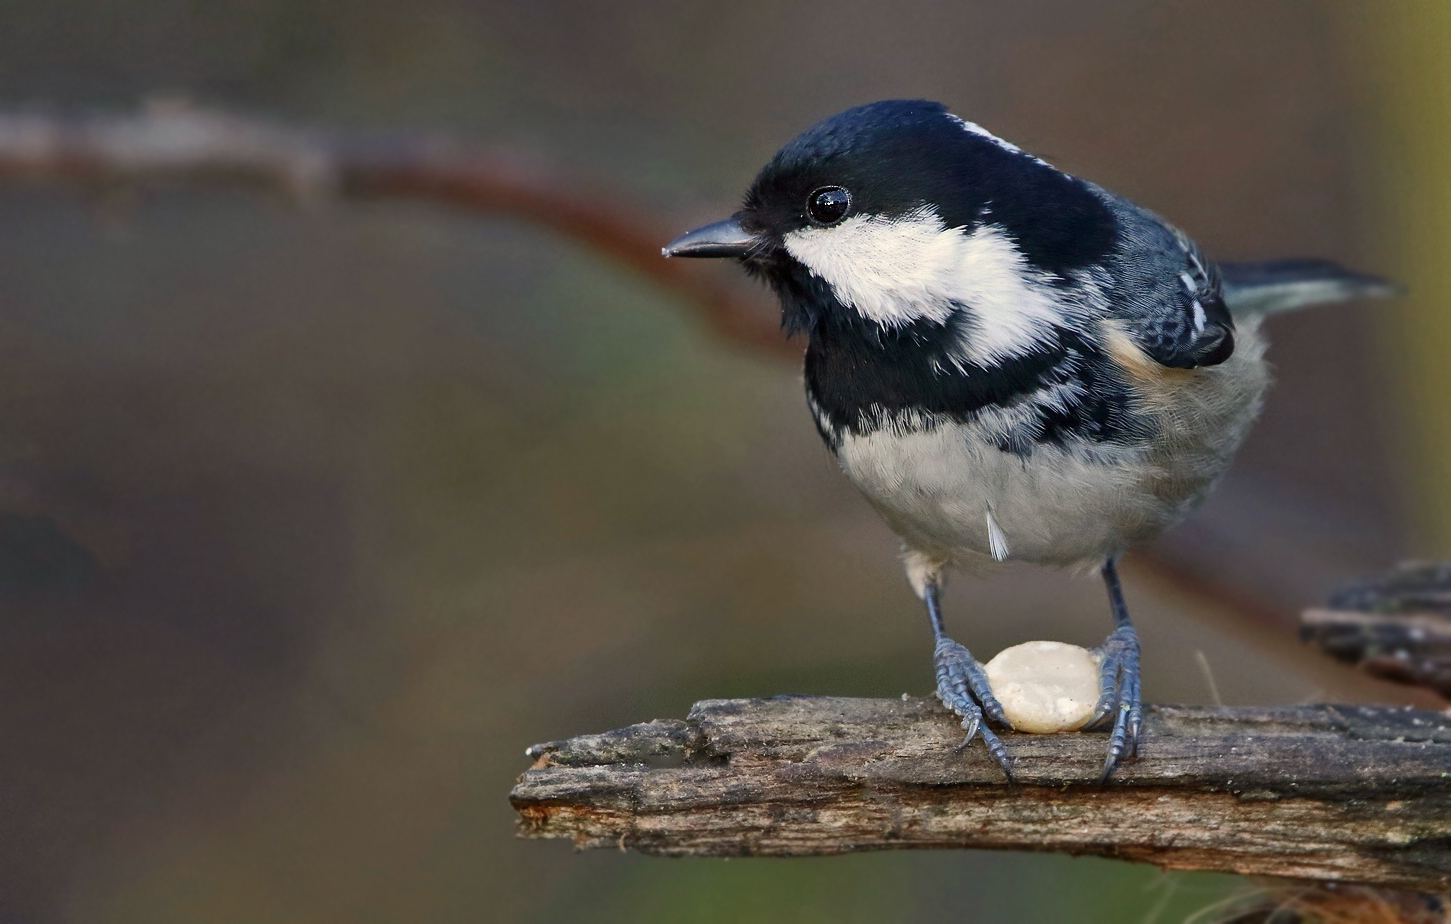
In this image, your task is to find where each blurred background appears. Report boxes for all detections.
[0,1,1446,921]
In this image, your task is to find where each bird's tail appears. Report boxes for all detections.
[1220,260,1401,320]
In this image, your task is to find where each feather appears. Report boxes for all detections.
[986,509,1011,562]
[1220,260,1401,319]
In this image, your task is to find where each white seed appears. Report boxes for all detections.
[984,641,1101,733]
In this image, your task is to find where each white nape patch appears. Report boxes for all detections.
[985,509,1010,562]
[945,114,1052,167]
[783,210,1069,364]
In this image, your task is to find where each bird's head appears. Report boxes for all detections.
[665,100,1118,357]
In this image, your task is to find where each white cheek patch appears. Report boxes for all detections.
[948,224,1073,365]
[783,210,1068,365]
[782,210,960,328]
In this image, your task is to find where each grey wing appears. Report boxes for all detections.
[1097,195,1235,369]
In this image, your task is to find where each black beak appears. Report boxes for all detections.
[662,215,761,258]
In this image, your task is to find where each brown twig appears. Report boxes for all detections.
[0,103,795,359]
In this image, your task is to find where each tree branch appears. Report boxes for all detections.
[1302,561,1451,698]
[512,695,1451,892]
[0,103,795,359]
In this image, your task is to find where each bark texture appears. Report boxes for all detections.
[512,695,1451,892]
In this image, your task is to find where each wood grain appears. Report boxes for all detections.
[512,696,1451,891]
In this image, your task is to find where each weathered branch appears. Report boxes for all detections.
[512,695,1451,892]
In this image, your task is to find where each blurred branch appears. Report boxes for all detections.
[0,104,1433,705]
[513,695,1451,893]
[1302,561,1451,698]
[0,103,795,359]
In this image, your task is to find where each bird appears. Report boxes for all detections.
[662,99,1396,780]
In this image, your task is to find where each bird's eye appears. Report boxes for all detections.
[806,186,852,226]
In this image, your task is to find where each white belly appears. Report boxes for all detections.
[830,321,1271,572]
[835,421,1180,569]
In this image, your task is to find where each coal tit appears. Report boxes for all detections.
[664,99,1395,779]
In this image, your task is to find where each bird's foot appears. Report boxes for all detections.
[1089,623,1141,780]
[934,637,1014,779]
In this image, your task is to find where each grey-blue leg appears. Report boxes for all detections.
[926,581,1014,778]
[1091,558,1142,780]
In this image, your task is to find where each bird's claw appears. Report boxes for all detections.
[934,637,1015,779]
[1090,623,1142,780]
